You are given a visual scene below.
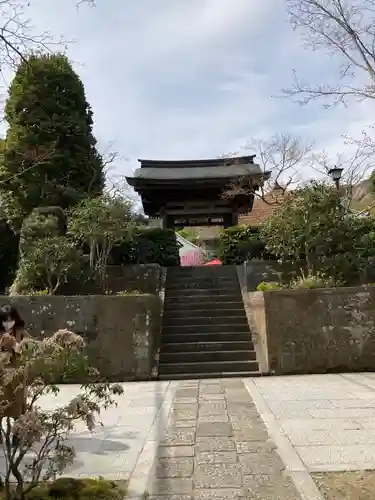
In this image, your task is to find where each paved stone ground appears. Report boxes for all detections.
[4,374,375,498]
[0,381,174,481]
[254,373,375,472]
[145,378,302,499]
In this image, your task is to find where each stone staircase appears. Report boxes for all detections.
[158,266,259,380]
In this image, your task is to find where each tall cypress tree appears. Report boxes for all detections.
[0,53,104,230]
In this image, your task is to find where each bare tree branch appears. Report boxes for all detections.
[309,129,375,207]
[86,143,120,196]
[0,0,94,125]
[105,174,139,207]
[222,133,313,204]
[98,144,135,202]
[0,0,94,82]
[0,1,67,74]
[283,0,375,106]
[73,0,95,6]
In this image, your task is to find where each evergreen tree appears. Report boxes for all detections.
[0,53,104,230]
[0,219,19,291]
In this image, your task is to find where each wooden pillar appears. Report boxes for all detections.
[168,216,175,230]
[161,211,167,230]
[163,213,175,230]
[223,212,238,228]
[223,214,231,228]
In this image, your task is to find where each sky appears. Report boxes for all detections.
[1,0,374,182]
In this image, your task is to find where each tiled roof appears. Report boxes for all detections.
[195,189,287,241]
[239,189,286,227]
[189,182,375,242]
[138,156,256,168]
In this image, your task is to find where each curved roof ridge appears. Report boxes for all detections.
[138,156,256,168]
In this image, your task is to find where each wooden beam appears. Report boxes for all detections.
[165,207,232,216]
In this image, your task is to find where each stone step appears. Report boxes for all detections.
[165,288,242,297]
[167,276,238,283]
[159,265,256,381]
[160,340,254,353]
[163,315,248,327]
[164,308,247,319]
[158,359,259,375]
[167,276,237,285]
[164,301,244,312]
[167,267,236,277]
[162,323,251,335]
[165,294,242,305]
[166,283,239,292]
[162,332,253,343]
[159,350,257,363]
[158,371,261,380]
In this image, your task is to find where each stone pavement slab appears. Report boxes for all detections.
[146,378,303,499]
[253,373,375,473]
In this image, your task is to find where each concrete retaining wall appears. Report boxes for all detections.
[0,294,163,381]
[247,286,375,375]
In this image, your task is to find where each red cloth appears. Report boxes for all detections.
[204,259,222,266]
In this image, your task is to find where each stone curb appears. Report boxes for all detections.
[126,381,179,498]
[244,378,325,500]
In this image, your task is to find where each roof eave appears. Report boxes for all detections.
[126,171,270,187]
[138,155,257,168]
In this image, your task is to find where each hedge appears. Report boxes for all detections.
[218,225,275,265]
[111,227,181,266]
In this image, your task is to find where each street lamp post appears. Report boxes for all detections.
[328,166,344,191]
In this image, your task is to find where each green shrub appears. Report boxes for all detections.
[113,227,181,266]
[218,226,274,265]
[371,169,375,194]
[67,195,133,287]
[261,182,375,285]
[28,288,50,296]
[290,272,337,290]
[23,477,126,499]
[11,236,84,296]
[10,209,74,295]
[20,208,66,244]
[116,289,142,295]
[256,281,283,291]
[177,227,198,245]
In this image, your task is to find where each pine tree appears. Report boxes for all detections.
[0,53,104,230]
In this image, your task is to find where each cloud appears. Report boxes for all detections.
[0,0,374,183]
